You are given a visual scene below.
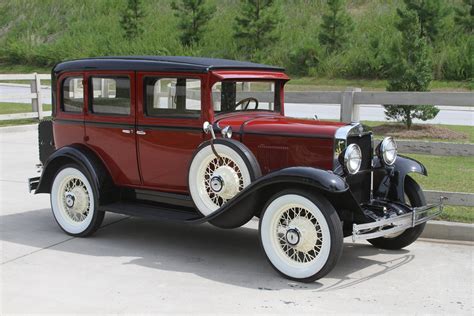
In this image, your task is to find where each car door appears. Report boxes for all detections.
[84,71,140,186]
[136,72,205,193]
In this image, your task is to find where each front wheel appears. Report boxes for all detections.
[50,164,104,237]
[259,190,343,283]
[368,176,426,250]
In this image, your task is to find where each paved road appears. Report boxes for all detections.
[1,129,473,314]
[1,83,473,125]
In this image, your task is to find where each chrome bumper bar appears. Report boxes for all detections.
[352,197,446,241]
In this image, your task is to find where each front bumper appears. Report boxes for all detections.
[352,197,446,241]
[28,176,40,193]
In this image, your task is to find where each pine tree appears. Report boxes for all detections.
[318,0,353,54]
[454,0,474,34]
[384,9,438,129]
[171,0,215,47]
[233,0,281,60]
[120,0,146,41]
[400,0,450,43]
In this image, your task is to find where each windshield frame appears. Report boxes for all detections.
[210,79,284,117]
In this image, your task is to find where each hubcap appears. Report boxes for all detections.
[285,228,301,246]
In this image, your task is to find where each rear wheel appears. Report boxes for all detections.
[50,164,104,237]
[259,190,343,282]
[368,176,426,250]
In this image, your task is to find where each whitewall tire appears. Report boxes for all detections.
[50,165,104,237]
[189,140,260,216]
[259,190,343,282]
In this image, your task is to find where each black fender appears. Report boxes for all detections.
[204,166,363,229]
[374,155,427,203]
[35,144,116,205]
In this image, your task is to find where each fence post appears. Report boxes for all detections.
[340,87,361,123]
[31,72,43,120]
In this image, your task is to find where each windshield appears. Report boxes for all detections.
[212,81,280,114]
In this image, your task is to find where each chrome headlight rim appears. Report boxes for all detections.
[343,143,362,175]
[221,126,232,139]
[378,137,398,166]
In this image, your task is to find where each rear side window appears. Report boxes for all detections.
[62,77,84,113]
[144,77,201,117]
[90,77,131,115]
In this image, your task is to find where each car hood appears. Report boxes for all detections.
[215,112,346,139]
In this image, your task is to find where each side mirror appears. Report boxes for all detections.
[203,121,212,134]
[203,121,216,139]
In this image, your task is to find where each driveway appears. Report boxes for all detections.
[1,128,473,314]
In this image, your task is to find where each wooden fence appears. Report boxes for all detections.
[1,74,473,207]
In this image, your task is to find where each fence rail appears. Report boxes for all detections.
[1,73,473,207]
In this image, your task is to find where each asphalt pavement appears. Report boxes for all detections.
[1,129,473,314]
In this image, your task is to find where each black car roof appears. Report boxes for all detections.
[53,56,285,74]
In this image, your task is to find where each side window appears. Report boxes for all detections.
[144,77,201,117]
[62,77,84,113]
[90,77,131,115]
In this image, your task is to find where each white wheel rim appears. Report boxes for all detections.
[261,194,331,279]
[189,144,251,216]
[51,168,94,234]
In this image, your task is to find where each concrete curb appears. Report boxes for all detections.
[422,220,473,242]
[0,124,37,133]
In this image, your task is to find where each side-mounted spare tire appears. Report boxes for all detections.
[188,139,261,216]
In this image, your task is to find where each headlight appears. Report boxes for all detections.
[343,144,362,174]
[377,137,397,165]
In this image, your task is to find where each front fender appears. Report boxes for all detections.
[374,155,427,203]
[205,167,355,228]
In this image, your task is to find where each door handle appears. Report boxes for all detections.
[136,130,147,135]
[121,129,133,134]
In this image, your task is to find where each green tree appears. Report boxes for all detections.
[171,0,215,47]
[318,0,353,54]
[400,0,450,42]
[120,0,146,41]
[233,0,281,60]
[384,9,438,129]
[454,0,474,33]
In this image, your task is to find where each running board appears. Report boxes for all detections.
[99,201,204,223]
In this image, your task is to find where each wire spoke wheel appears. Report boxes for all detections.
[51,166,102,236]
[276,206,323,264]
[259,191,343,282]
[59,176,90,223]
[203,156,244,208]
[189,142,258,216]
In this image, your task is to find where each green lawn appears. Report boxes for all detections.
[406,153,473,223]
[0,102,52,114]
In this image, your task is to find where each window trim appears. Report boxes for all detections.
[143,76,202,119]
[60,76,84,114]
[88,75,132,117]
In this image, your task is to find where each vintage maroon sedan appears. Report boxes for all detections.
[29,56,443,282]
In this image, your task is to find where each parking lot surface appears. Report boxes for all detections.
[1,128,473,314]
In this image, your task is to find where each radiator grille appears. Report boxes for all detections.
[346,133,372,203]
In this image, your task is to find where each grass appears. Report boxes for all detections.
[405,153,473,224]
[363,121,474,143]
[407,154,473,193]
[0,118,46,127]
[0,102,51,114]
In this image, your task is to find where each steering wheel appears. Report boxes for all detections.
[235,97,259,110]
